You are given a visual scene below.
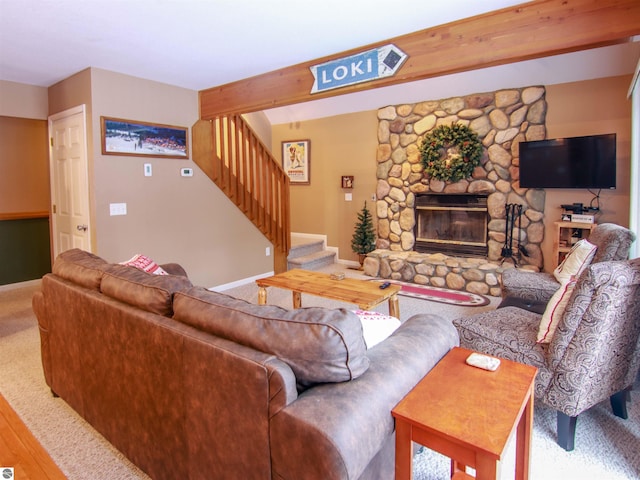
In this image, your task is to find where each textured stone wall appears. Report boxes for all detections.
[375,86,547,268]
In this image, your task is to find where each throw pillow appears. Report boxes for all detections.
[553,239,597,284]
[536,279,577,343]
[120,254,168,275]
[352,310,400,349]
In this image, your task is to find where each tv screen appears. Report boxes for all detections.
[519,133,616,189]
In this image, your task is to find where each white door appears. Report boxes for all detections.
[48,105,91,256]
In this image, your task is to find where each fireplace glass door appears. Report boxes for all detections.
[414,194,488,256]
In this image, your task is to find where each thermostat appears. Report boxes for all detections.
[181,168,193,177]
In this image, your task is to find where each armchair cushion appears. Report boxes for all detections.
[588,223,636,263]
[500,269,559,303]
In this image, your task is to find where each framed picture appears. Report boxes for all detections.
[282,139,310,185]
[341,176,354,189]
[101,117,189,159]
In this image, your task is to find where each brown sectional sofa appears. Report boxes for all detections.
[33,249,459,479]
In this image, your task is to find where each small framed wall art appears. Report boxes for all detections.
[341,176,354,189]
[101,117,189,159]
[282,139,310,185]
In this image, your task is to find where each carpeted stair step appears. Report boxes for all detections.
[288,239,325,259]
[287,249,336,271]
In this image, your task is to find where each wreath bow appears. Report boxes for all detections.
[420,124,483,182]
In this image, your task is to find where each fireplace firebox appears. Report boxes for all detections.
[414,194,488,256]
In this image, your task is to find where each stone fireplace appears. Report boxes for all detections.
[414,194,488,257]
[374,86,549,269]
[364,87,549,294]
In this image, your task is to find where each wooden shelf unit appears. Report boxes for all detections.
[553,221,597,268]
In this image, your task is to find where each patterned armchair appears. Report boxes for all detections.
[501,223,636,304]
[453,258,640,451]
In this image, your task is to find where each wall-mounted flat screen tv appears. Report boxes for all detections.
[519,133,616,189]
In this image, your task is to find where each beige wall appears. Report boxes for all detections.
[272,111,379,263]
[0,117,49,214]
[542,75,632,271]
[0,81,50,216]
[273,75,633,272]
[0,80,48,120]
[46,68,273,287]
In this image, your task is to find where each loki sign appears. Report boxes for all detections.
[310,44,407,94]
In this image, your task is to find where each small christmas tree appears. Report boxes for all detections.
[351,202,376,264]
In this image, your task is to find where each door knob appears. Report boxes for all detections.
[77,224,88,232]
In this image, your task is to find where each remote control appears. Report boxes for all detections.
[466,353,500,371]
[379,281,391,289]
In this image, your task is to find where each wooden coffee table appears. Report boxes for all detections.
[392,346,537,480]
[255,269,401,318]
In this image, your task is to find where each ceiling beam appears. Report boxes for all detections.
[199,0,640,119]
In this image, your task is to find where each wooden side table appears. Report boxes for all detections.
[392,347,537,480]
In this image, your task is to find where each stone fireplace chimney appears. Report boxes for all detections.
[375,86,548,269]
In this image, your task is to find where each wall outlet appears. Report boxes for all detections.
[109,203,127,216]
[144,163,152,176]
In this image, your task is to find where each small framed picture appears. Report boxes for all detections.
[341,176,354,189]
[282,139,310,185]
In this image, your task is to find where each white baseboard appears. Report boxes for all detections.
[337,258,361,269]
[209,271,274,292]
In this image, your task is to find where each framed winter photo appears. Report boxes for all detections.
[101,117,189,159]
[282,139,310,185]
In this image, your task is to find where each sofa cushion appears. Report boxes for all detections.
[173,287,369,388]
[52,248,109,290]
[553,238,597,284]
[101,264,192,316]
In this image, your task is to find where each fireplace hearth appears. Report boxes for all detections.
[414,194,488,257]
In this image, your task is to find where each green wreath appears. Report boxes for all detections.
[420,123,483,182]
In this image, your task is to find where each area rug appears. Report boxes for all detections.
[372,279,490,306]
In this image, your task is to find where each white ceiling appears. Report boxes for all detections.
[1,0,638,124]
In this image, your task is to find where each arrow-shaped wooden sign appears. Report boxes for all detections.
[310,44,407,94]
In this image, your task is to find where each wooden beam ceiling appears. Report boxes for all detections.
[199,0,640,119]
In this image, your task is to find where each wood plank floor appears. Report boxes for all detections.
[0,392,66,479]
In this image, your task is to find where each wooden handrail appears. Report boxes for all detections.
[0,211,49,221]
[192,116,290,272]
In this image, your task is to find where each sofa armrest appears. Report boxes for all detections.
[269,314,459,480]
[160,263,188,277]
[32,289,53,389]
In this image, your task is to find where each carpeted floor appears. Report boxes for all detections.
[0,270,639,479]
